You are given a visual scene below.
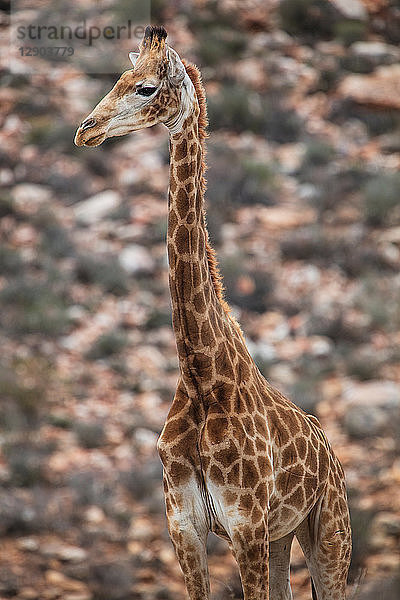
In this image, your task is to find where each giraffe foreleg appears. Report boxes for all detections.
[163,475,210,600]
[269,532,294,600]
[229,517,270,600]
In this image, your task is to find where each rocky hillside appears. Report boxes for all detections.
[0,1,399,598]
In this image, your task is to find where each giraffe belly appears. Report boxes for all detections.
[267,467,325,541]
[204,470,324,543]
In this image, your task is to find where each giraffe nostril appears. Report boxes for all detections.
[80,118,97,131]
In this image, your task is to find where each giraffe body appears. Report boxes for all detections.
[75,25,352,600]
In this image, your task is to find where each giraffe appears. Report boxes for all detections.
[75,25,352,600]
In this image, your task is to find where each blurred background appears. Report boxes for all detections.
[1,0,400,598]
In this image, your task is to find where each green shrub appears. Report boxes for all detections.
[0,277,70,336]
[0,245,24,275]
[187,1,246,67]
[41,223,75,258]
[280,227,331,261]
[75,422,106,449]
[0,194,14,218]
[86,329,128,360]
[208,84,302,142]
[25,115,74,151]
[301,140,336,170]
[197,26,246,67]
[0,359,49,431]
[145,309,171,330]
[334,20,366,46]
[220,253,274,313]
[279,0,336,39]
[4,441,52,487]
[348,501,374,582]
[289,378,321,415]
[75,254,130,296]
[362,172,400,226]
[355,275,400,331]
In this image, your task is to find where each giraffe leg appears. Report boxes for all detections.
[229,519,269,600]
[164,476,210,600]
[269,532,294,600]
[295,488,352,600]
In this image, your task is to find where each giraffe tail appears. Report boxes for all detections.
[311,579,317,600]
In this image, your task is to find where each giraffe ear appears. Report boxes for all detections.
[129,52,139,67]
[167,46,185,87]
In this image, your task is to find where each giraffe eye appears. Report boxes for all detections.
[137,86,157,97]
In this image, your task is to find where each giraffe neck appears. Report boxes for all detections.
[166,93,231,394]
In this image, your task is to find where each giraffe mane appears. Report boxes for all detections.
[182,60,232,317]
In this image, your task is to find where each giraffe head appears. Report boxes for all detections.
[75,25,193,147]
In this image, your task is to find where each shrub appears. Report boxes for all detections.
[4,441,52,487]
[208,84,302,142]
[0,194,14,218]
[289,378,320,415]
[280,227,330,261]
[86,329,128,360]
[0,245,24,275]
[89,559,134,600]
[279,0,337,39]
[220,253,274,313]
[75,254,130,296]
[75,422,106,449]
[0,359,48,431]
[41,223,75,258]
[0,277,70,336]
[348,500,375,582]
[355,275,400,331]
[187,1,246,67]
[25,115,74,151]
[362,172,400,226]
[68,470,116,507]
[334,20,366,46]
[301,140,336,170]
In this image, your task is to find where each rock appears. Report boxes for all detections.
[235,58,268,90]
[379,226,400,245]
[19,588,39,600]
[84,505,105,524]
[74,190,121,225]
[330,0,367,20]
[351,41,400,63]
[338,65,400,110]
[128,516,153,541]
[308,336,333,357]
[344,380,399,408]
[379,133,400,154]
[370,512,400,551]
[343,380,400,439]
[118,244,154,274]
[249,340,277,364]
[344,405,388,439]
[11,183,51,215]
[45,570,89,592]
[17,537,39,552]
[41,542,88,562]
[133,427,159,452]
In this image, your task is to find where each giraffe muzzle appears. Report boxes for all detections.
[74,117,107,147]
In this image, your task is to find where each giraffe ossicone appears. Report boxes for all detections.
[75,25,352,600]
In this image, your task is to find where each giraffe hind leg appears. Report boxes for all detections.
[269,532,294,600]
[295,489,352,600]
